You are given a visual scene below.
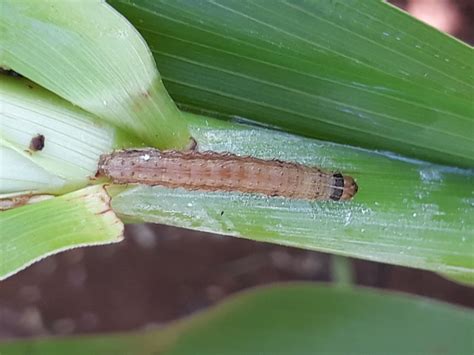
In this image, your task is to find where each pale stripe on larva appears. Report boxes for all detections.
[97,149,358,201]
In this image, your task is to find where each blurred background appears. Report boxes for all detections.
[1,0,473,339]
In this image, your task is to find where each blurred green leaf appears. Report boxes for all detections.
[111,112,474,282]
[1,284,472,354]
[111,0,474,168]
[0,185,123,280]
[1,0,190,149]
[331,255,354,286]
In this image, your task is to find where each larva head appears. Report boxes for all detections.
[329,173,358,201]
[341,176,358,201]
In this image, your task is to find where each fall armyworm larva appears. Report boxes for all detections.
[97,149,358,201]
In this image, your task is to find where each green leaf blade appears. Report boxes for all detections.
[1,0,190,149]
[0,185,123,280]
[111,0,474,167]
[111,113,474,280]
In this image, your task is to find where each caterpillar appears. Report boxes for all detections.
[97,149,358,201]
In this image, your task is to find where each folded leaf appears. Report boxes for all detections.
[1,0,190,149]
[0,185,123,280]
[0,75,139,197]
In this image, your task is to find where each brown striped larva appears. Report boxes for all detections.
[97,149,358,201]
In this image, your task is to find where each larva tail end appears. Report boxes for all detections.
[96,153,111,178]
[341,176,358,201]
[186,137,198,151]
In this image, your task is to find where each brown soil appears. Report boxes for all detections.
[0,224,472,338]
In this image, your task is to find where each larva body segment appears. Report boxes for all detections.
[97,149,358,201]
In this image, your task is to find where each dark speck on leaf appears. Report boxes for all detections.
[220,211,224,216]
[30,134,45,151]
